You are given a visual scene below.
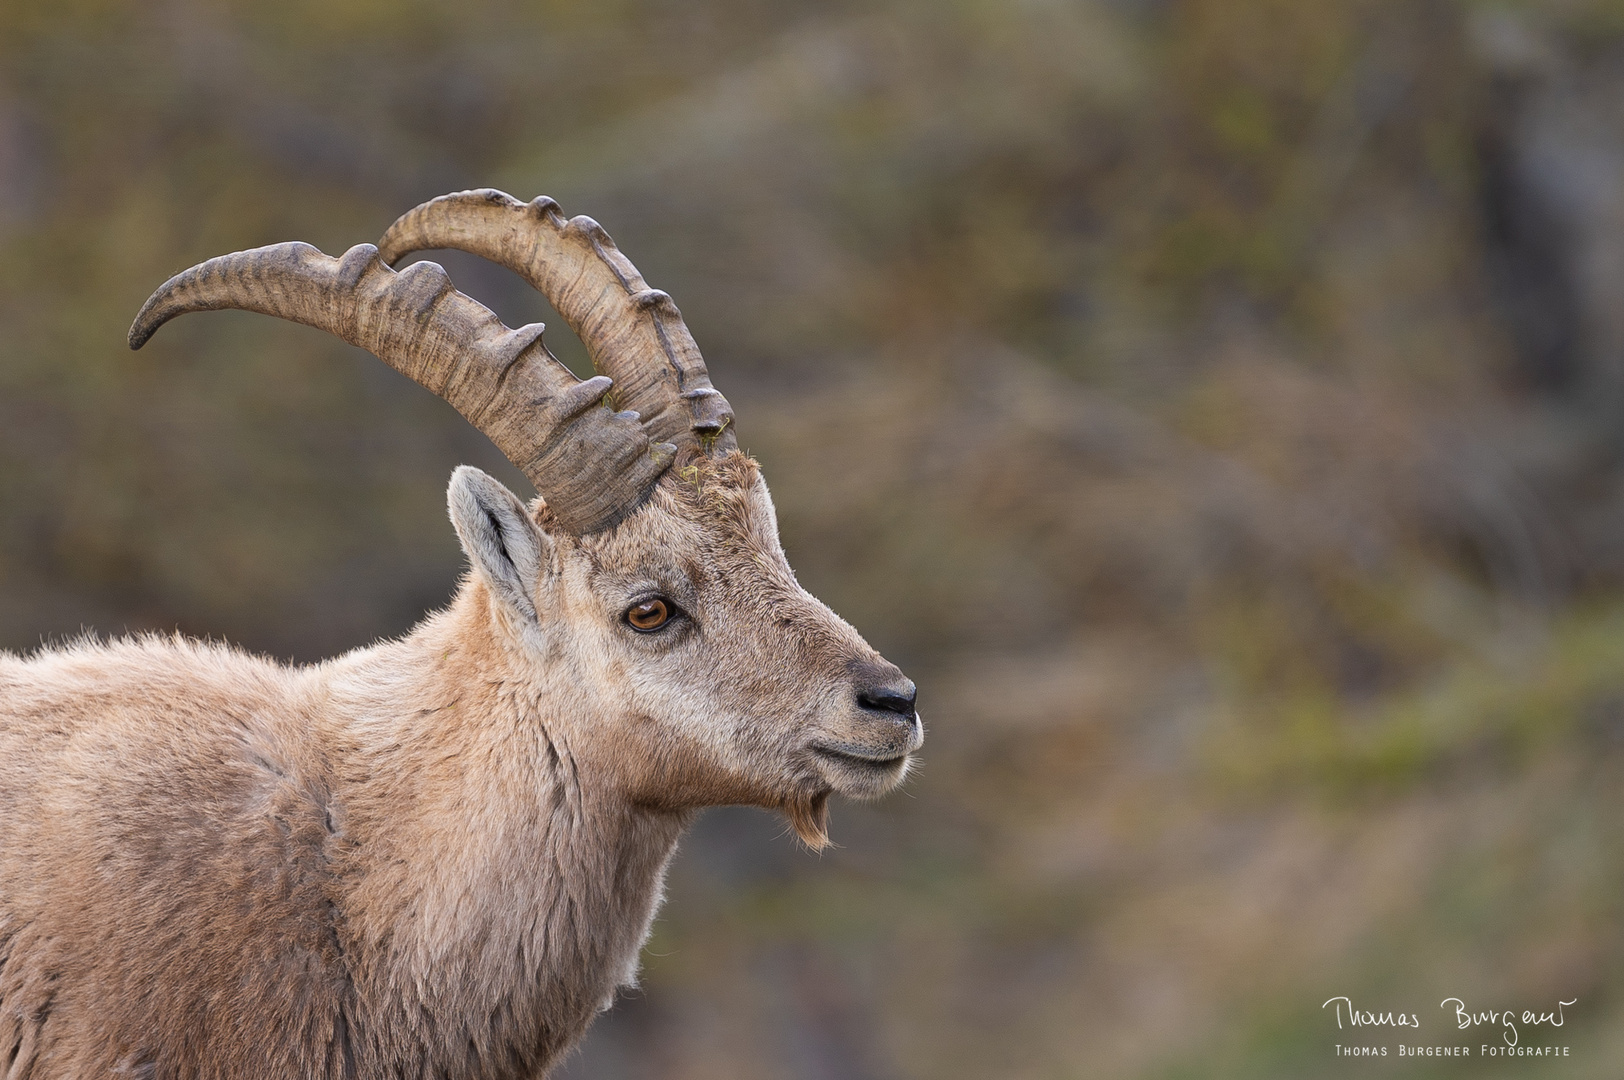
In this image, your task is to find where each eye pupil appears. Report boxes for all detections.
[627,599,671,631]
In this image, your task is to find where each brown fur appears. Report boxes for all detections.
[0,449,919,1079]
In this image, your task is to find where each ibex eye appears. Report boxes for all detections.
[626,598,674,632]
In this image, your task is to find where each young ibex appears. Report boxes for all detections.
[0,190,921,1079]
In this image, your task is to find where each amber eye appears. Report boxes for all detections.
[626,598,673,632]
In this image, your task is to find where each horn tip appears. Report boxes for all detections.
[128,293,170,350]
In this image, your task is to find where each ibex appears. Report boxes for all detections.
[0,190,921,1079]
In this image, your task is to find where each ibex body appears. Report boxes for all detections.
[0,191,920,1079]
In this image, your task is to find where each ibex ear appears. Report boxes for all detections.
[447,466,550,624]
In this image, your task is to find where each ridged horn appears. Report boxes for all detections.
[128,241,674,535]
[376,189,736,453]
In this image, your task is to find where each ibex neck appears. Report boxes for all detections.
[324,585,689,1076]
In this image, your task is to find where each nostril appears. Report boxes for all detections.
[857,683,917,719]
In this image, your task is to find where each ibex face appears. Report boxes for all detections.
[559,453,915,841]
[445,450,918,850]
[130,189,920,848]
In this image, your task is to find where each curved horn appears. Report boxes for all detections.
[129,241,674,535]
[376,189,736,453]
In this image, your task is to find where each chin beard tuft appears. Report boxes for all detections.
[786,791,831,851]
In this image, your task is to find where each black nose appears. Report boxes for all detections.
[857,681,917,719]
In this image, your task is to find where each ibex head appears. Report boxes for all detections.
[130,189,920,847]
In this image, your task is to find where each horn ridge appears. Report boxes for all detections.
[128,240,669,535]
[376,188,737,453]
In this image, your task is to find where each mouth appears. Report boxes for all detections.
[805,724,921,799]
[810,742,911,772]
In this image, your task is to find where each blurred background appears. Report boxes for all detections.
[3,0,1623,1075]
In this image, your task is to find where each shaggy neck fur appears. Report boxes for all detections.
[320,584,692,1076]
